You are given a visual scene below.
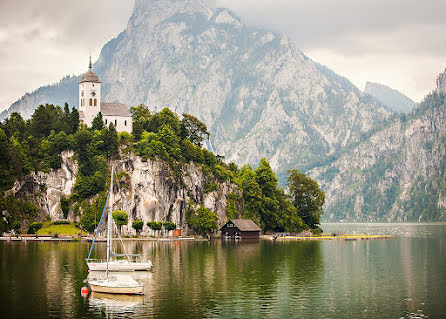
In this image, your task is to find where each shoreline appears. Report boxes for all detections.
[0,234,396,242]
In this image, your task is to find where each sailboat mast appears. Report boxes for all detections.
[106,165,114,276]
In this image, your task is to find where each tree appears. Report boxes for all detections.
[112,210,129,234]
[91,112,105,131]
[147,221,162,236]
[163,221,176,231]
[132,220,144,235]
[60,196,70,219]
[181,113,209,147]
[12,221,21,237]
[288,169,325,228]
[186,203,218,237]
[28,222,43,237]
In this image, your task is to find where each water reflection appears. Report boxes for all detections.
[1,224,445,319]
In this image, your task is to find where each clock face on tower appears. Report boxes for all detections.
[91,91,96,97]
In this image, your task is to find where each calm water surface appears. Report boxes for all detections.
[1,223,445,318]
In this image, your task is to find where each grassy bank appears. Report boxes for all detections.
[37,222,86,236]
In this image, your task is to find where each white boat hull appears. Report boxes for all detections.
[89,283,144,295]
[88,275,145,295]
[87,260,153,271]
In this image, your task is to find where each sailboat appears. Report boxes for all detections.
[86,165,153,272]
[87,166,145,295]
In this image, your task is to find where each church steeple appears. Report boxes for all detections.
[79,55,101,127]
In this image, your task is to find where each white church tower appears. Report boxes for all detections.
[78,56,101,126]
[78,57,132,133]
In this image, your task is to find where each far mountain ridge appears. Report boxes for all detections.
[364,81,415,114]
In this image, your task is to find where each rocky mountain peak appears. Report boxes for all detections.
[436,68,446,94]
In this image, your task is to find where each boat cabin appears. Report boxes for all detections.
[220,219,261,239]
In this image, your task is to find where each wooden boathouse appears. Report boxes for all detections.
[220,219,262,239]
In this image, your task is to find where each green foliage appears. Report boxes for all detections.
[60,196,70,219]
[288,169,325,228]
[147,221,162,231]
[53,220,70,225]
[12,221,21,235]
[132,220,144,234]
[180,113,209,147]
[91,112,105,131]
[112,210,129,232]
[163,221,176,231]
[226,192,241,220]
[79,193,107,233]
[0,194,39,234]
[186,202,218,236]
[28,222,43,235]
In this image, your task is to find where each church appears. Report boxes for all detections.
[78,58,132,133]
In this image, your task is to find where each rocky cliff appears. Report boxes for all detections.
[9,151,238,233]
[1,0,391,182]
[310,91,446,222]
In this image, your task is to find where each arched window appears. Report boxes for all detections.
[105,119,107,124]
[124,120,127,126]
[94,99,97,106]
[114,119,117,126]
[89,99,92,106]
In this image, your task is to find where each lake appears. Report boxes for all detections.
[1,223,445,318]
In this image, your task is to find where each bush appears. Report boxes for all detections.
[60,196,70,218]
[54,220,70,225]
[132,220,144,234]
[163,221,176,231]
[28,222,43,236]
[112,210,129,233]
[186,203,217,237]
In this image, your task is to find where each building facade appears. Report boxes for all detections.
[78,58,132,133]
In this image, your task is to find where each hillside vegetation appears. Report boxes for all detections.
[0,104,324,235]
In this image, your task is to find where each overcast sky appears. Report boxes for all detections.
[1,0,445,111]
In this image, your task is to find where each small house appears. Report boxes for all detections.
[220,219,261,239]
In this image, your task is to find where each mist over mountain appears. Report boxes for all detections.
[1,0,391,180]
[364,81,415,114]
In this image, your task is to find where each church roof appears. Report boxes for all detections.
[100,102,132,117]
[79,56,101,84]
[79,70,100,84]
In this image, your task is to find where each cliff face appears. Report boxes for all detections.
[310,95,446,222]
[9,151,238,233]
[110,154,238,233]
[9,150,78,221]
[437,69,446,95]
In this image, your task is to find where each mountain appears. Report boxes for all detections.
[310,70,446,222]
[1,0,391,180]
[364,81,415,113]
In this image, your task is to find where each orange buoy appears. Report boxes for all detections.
[81,286,89,297]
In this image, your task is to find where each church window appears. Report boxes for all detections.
[124,120,127,126]
[94,99,97,106]
[105,119,107,124]
[115,119,117,126]
[89,99,92,106]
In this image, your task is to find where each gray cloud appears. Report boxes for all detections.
[217,0,446,55]
[0,0,444,109]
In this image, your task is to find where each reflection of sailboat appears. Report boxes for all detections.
[86,165,153,271]
[89,291,144,314]
[87,166,145,295]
